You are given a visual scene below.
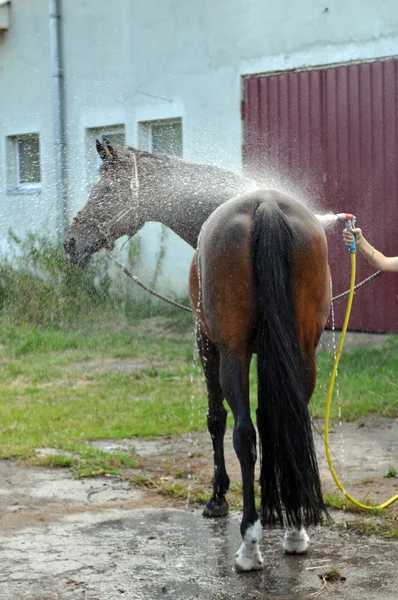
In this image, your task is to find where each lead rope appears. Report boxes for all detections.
[330,269,383,302]
[110,259,383,313]
[112,257,192,312]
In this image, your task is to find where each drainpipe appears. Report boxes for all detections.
[49,0,68,236]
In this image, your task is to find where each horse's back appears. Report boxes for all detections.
[201,188,326,246]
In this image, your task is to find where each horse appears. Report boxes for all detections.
[64,140,330,572]
[189,190,330,571]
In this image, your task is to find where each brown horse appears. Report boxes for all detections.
[189,190,330,571]
[65,140,331,573]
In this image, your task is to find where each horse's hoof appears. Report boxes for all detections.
[283,527,310,554]
[233,520,264,572]
[202,497,229,518]
[233,557,263,573]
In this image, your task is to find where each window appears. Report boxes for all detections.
[85,125,125,187]
[0,1,11,31]
[138,118,183,157]
[6,133,41,192]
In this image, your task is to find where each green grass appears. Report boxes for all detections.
[0,318,205,475]
[311,336,398,419]
[385,467,398,478]
[26,447,140,478]
[0,318,397,476]
[322,492,386,515]
[337,519,398,539]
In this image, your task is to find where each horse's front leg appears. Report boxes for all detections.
[197,329,230,517]
[220,350,263,572]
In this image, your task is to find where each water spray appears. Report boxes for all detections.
[324,213,398,510]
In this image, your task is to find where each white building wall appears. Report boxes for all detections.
[1,0,398,293]
[0,0,56,250]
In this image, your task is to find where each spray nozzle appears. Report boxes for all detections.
[337,213,357,253]
[336,213,355,224]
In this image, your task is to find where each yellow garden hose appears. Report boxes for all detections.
[324,251,398,510]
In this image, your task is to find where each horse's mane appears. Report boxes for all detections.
[126,146,177,164]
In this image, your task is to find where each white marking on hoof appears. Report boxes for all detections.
[283,527,310,554]
[233,519,264,572]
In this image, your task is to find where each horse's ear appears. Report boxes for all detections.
[103,137,118,159]
[96,139,110,161]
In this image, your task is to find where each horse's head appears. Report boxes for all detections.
[64,139,147,267]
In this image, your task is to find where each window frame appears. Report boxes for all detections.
[6,134,42,194]
[138,118,183,157]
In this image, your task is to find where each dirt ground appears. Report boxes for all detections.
[0,330,397,599]
[0,417,397,600]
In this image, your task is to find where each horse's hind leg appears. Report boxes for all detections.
[197,329,230,517]
[283,351,317,554]
[283,526,310,554]
[220,349,263,572]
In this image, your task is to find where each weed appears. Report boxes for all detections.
[340,520,398,539]
[192,491,212,504]
[70,448,140,478]
[323,493,349,511]
[361,478,374,484]
[130,474,155,489]
[22,445,139,478]
[0,229,192,332]
[0,230,113,327]
[163,459,172,476]
[158,481,189,499]
[28,454,74,469]
[318,568,344,583]
[385,467,398,478]
[323,492,386,515]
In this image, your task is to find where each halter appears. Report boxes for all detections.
[95,153,140,249]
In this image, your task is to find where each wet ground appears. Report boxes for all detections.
[1,502,396,600]
[0,416,397,599]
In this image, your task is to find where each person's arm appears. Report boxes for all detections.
[343,228,398,272]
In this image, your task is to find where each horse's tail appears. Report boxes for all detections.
[251,202,325,529]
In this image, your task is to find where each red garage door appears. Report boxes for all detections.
[242,59,398,332]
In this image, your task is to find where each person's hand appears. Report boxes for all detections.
[343,227,362,245]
